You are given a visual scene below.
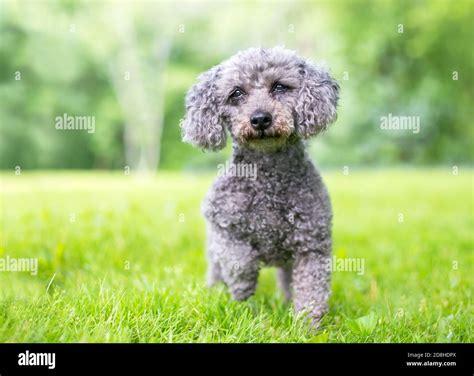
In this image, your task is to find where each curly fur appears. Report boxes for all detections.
[182,47,339,324]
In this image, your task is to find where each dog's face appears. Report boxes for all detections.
[182,47,339,152]
[219,53,300,150]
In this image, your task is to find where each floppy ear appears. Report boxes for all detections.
[181,66,226,151]
[295,61,340,138]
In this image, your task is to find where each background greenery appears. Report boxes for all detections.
[0,0,473,170]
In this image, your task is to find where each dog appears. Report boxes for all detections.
[182,47,339,324]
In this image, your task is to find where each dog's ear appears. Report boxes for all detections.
[181,66,226,151]
[295,61,340,138]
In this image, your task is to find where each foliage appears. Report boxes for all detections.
[0,1,472,170]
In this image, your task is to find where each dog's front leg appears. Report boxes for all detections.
[218,237,259,301]
[292,252,331,324]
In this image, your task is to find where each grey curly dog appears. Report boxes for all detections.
[182,47,339,324]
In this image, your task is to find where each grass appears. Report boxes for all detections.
[0,169,472,343]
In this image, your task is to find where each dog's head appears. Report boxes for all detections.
[182,47,339,152]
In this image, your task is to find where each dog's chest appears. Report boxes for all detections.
[203,167,322,261]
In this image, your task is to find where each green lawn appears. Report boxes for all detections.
[0,169,472,342]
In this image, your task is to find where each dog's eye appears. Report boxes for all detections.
[229,88,245,100]
[271,82,289,93]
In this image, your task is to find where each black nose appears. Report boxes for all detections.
[250,111,272,131]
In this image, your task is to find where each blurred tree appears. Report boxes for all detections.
[108,5,171,171]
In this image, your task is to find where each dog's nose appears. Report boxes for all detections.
[250,111,272,131]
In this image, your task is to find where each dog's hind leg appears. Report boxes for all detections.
[277,266,293,301]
